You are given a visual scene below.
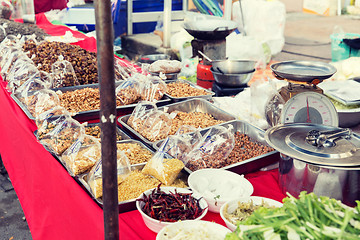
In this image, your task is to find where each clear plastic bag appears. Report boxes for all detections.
[35,106,72,140]
[185,125,235,171]
[138,110,173,142]
[148,59,182,74]
[14,72,51,97]
[0,1,14,19]
[1,49,25,78]
[159,125,202,163]
[40,117,85,156]
[7,61,39,92]
[24,89,60,118]
[139,76,167,102]
[87,150,131,199]
[127,101,157,132]
[141,141,184,185]
[115,79,141,105]
[61,134,101,176]
[51,58,80,88]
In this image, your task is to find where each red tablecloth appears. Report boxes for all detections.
[0,15,287,240]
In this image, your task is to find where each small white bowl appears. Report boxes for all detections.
[136,186,208,233]
[220,196,283,231]
[156,220,231,240]
[188,169,254,213]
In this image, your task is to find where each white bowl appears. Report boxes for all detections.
[156,220,231,240]
[220,196,283,231]
[136,186,208,233]
[188,169,254,213]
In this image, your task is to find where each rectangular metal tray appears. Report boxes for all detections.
[118,98,237,147]
[75,139,157,212]
[11,84,171,121]
[164,80,215,102]
[153,120,279,175]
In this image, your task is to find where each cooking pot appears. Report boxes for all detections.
[265,123,360,207]
[183,19,237,40]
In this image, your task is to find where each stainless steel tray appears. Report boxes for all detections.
[11,84,171,121]
[164,80,215,102]
[153,120,279,175]
[75,139,157,212]
[118,98,237,147]
[11,93,35,120]
[270,61,337,82]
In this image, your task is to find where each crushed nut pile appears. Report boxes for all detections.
[116,142,153,165]
[85,125,123,142]
[166,82,211,98]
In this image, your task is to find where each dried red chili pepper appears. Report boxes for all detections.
[137,184,206,222]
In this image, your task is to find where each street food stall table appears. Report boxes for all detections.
[0,80,286,239]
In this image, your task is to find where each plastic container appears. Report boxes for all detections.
[113,0,183,38]
[331,33,360,62]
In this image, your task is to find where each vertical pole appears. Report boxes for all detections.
[94,1,119,240]
[224,0,232,20]
[163,0,172,48]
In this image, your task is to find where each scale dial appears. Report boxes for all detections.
[280,91,339,126]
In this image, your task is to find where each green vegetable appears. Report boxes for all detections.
[225,192,360,240]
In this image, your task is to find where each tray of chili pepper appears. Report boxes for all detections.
[136,185,208,233]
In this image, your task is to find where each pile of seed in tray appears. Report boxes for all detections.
[166,81,211,98]
[186,132,275,171]
[0,18,48,42]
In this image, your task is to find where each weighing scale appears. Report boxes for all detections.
[266,61,338,127]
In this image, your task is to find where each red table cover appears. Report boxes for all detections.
[0,14,287,240]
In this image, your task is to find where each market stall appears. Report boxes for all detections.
[0,12,288,240]
[1,5,360,240]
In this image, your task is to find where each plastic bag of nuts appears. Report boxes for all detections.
[40,117,85,156]
[185,125,235,171]
[139,76,167,102]
[160,125,202,163]
[51,58,80,88]
[87,150,131,199]
[115,79,141,105]
[138,110,173,142]
[7,62,39,92]
[24,89,60,118]
[61,134,101,176]
[14,72,52,97]
[127,101,157,132]
[35,106,73,140]
[142,139,184,185]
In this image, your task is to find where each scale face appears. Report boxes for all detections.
[280,91,339,126]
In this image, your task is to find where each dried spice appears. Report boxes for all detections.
[137,185,206,222]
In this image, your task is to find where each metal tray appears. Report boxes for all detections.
[164,80,215,102]
[11,84,171,121]
[75,139,173,213]
[11,93,36,120]
[153,120,279,175]
[118,98,237,147]
[270,61,337,82]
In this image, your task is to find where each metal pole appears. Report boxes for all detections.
[94,1,119,240]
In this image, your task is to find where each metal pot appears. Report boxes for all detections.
[265,123,360,207]
[210,67,255,87]
[183,19,237,40]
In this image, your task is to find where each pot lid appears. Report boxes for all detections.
[265,123,360,167]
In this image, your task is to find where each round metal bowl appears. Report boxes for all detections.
[212,60,256,74]
[210,67,255,87]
